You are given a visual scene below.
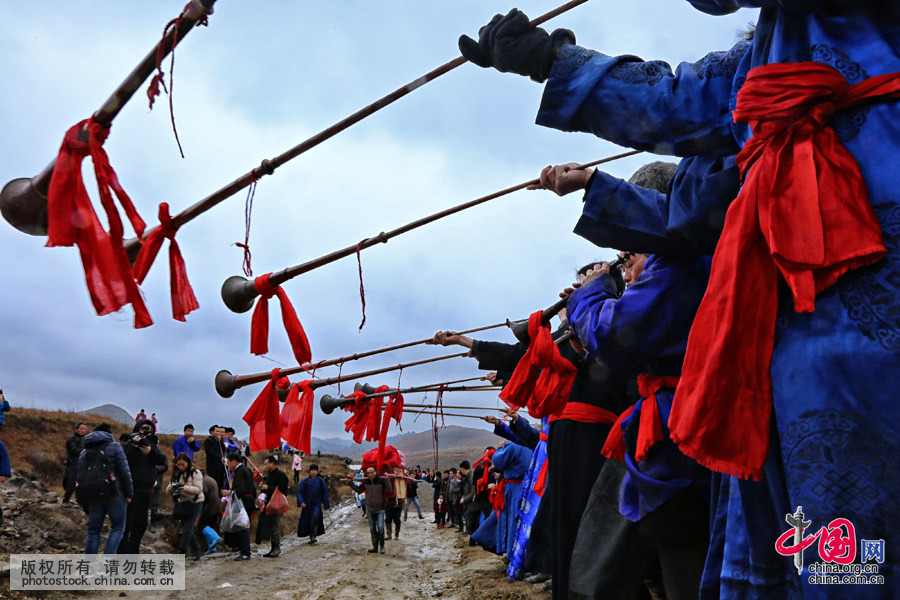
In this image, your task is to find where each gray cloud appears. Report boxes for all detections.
[0,1,755,438]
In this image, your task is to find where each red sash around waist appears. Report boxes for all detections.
[602,373,680,462]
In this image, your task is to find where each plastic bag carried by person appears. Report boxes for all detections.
[265,488,289,515]
[221,492,250,532]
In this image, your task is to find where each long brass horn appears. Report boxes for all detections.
[117,0,595,257]
[0,0,216,236]
[214,351,468,399]
[220,152,641,314]
[509,256,627,344]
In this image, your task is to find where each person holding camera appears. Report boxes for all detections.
[119,419,167,554]
[168,453,205,560]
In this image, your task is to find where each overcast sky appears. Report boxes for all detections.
[0,1,755,441]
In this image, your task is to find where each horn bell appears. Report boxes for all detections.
[320,394,350,415]
[276,383,291,403]
[0,177,49,236]
[221,276,258,314]
[215,370,237,398]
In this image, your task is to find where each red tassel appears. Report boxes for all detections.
[250,273,312,365]
[47,117,152,328]
[133,202,198,321]
[242,369,289,451]
[280,380,315,455]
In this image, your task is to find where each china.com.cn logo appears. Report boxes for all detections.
[775,506,885,585]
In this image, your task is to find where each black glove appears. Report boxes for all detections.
[458,9,575,83]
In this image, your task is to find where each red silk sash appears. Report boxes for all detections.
[377,391,404,469]
[500,311,577,419]
[133,202,198,321]
[242,369,290,451]
[491,478,523,515]
[602,374,679,461]
[670,62,892,480]
[535,403,617,495]
[47,117,152,328]
[342,390,371,444]
[474,448,496,494]
[280,380,315,454]
[250,273,312,365]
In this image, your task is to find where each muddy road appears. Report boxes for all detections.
[85,502,549,600]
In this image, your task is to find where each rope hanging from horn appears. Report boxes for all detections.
[148,2,207,158]
[120,0,598,258]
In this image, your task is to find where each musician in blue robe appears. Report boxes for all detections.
[490,441,533,557]
[506,417,549,581]
[461,4,900,598]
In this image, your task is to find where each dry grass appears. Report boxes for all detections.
[1,407,353,505]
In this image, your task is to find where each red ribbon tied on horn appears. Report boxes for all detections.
[670,62,893,481]
[343,390,371,444]
[474,448,495,494]
[250,273,312,365]
[281,380,315,455]
[46,117,152,328]
[377,391,404,470]
[132,202,199,322]
[243,369,290,452]
[499,311,576,419]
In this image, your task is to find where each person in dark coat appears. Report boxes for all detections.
[222,452,256,560]
[120,418,167,553]
[62,422,87,506]
[204,425,226,490]
[79,423,134,555]
[350,467,392,554]
[257,455,289,557]
[296,463,329,544]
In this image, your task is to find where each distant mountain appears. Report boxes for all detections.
[339,426,498,471]
[79,404,134,425]
[309,436,354,454]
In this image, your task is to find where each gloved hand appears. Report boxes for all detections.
[458,9,575,83]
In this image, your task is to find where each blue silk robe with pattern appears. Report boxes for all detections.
[538,3,900,597]
[507,418,549,580]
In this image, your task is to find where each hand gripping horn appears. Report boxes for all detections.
[0,0,215,235]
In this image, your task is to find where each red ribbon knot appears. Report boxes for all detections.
[133,202,198,322]
[499,311,577,419]
[250,273,312,366]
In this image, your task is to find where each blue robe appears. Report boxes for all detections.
[540,5,900,596]
[296,475,329,537]
[490,442,534,556]
[507,417,549,580]
[567,254,711,520]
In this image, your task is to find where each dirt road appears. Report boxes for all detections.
[86,502,549,600]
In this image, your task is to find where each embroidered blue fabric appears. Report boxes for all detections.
[538,2,900,596]
[506,418,549,579]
